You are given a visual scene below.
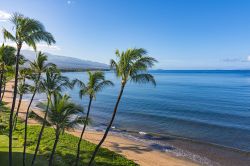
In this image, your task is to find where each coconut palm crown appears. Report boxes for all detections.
[29,51,55,81]
[40,67,72,98]
[110,48,157,86]
[3,13,55,50]
[74,71,114,99]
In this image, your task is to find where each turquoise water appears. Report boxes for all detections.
[30,70,250,152]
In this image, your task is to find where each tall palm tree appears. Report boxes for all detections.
[3,13,55,166]
[88,48,157,165]
[31,67,72,166]
[23,52,54,165]
[74,71,113,166]
[26,51,53,117]
[45,93,83,166]
[0,44,16,102]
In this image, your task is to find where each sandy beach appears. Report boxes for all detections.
[2,81,198,166]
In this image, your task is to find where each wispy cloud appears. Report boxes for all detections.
[223,56,250,63]
[5,41,61,53]
[67,0,76,5]
[222,58,241,62]
[0,10,11,22]
[247,56,250,62]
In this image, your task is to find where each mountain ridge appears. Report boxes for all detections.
[20,50,109,70]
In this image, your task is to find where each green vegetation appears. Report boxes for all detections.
[0,44,16,103]
[0,107,137,166]
[31,66,72,166]
[3,13,56,166]
[1,12,156,166]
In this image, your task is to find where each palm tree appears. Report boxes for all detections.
[45,93,82,166]
[88,48,157,165]
[25,51,53,117]
[13,68,31,129]
[13,82,29,129]
[1,66,15,100]
[3,13,55,166]
[23,52,54,165]
[73,71,113,166]
[31,66,72,166]
[0,44,16,102]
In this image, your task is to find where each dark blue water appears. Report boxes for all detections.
[30,70,250,152]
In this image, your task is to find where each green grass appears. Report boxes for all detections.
[0,106,137,166]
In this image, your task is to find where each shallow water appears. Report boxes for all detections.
[25,70,250,153]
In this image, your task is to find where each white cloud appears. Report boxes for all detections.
[247,56,250,62]
[0,10,11,22]
[67,1,72,4]
[5,41,61,53]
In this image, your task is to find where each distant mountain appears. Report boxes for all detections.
[20,50,109,71]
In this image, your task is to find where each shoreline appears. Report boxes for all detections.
[2,81,198,166]
[109,127,250,166]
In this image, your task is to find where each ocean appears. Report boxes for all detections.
[26,70,250,165]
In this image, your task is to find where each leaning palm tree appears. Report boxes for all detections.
[73,71,113,166]
[13,68,31,128]
[25,52,53,118]
[31,66,72,166]
[3,13,55,166]
[23,52,54,165]
[45,93,83,166]
[0,44,16,102]
[13,82,29,129]
[88,48,157,165]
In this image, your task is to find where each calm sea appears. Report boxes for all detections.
[28,70,250,152]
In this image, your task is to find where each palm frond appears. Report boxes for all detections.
[2,28,16,42]
[111,48,157,86]
[130,73,156,86]
[28,111,51,126]
[24,31,55,46]
[94,80,114,92]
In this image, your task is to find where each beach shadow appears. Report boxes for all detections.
[0,151,48,166]
[4,96,13,99]
[56,148,128,166]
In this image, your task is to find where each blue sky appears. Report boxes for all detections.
[1,0,250,69]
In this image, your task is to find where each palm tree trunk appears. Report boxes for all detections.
[23,75,40,166]
[23,88,37,166]
[31,98,50,166]
[49,128,60,166]
[2,81,6,99]
[0,68,4,102]
[75,96,93,166]
[9,46,21,166]
[13,94,23,130]
[88,84,125,166]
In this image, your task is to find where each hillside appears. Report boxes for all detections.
[21,50,109,71]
